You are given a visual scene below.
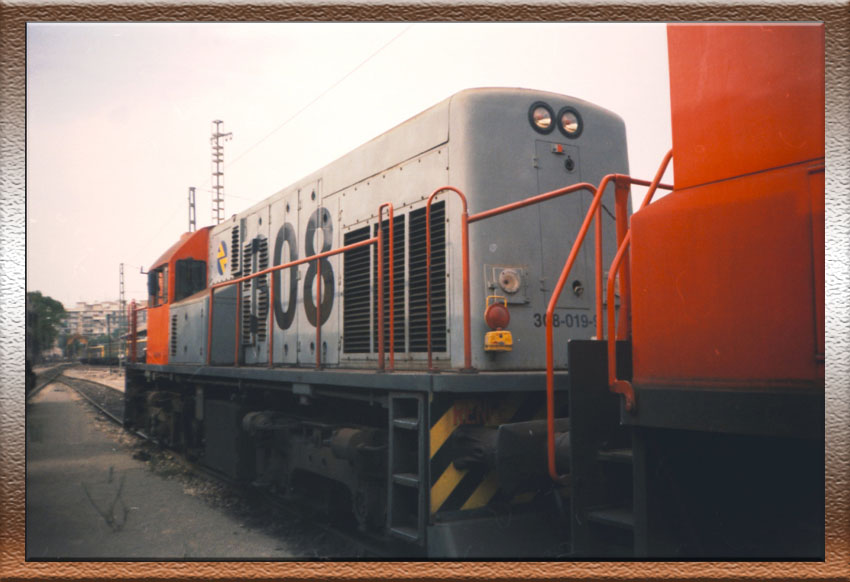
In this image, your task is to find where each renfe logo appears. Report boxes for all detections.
[216,240,228,275]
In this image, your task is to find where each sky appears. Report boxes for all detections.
[26,23,672,308]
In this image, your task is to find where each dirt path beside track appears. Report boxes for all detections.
[27,382,354,559]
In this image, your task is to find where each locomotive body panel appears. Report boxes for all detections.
[197,88,628,372]
[630,160,824,389]
[239,204,271,365]
[667,24,825,191]
[168,292,207,364]
[336,145,451,367]
[268,193,300,366]
[321,97,449,197]
[145,305,170,364]
[123,26,825,559]
[168,285,239,366]
[146,228,210,365]
[445,89,629,370]
[629,24,825,392]
[294,181,338,367]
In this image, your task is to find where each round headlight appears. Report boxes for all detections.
[557,107,583,138]
[529,102,555,134]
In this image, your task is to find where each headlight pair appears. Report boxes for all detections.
[528,102,583,138]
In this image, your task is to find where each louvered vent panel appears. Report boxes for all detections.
[256,238,269,342]
[241,242,254,346]
[241,297,254,345]
[242,243,254,290]
[372,216,405,353]
[343,226,372,353]
[409,202,446,352]
[169,314,178,357]
[230,225,241,277]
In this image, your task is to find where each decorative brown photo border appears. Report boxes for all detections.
[2,3,848,580]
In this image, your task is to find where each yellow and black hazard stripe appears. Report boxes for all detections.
[428,392,546,515]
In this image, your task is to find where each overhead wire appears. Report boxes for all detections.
[141,24,415,260]
[225,23,415,171]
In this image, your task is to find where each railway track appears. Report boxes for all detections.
[55,374,125,424]
[53,371,396,558]
[27,363,75,400]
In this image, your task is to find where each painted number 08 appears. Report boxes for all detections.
[272,207,335,329]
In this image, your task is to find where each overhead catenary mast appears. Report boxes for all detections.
[119,262,126,357]
[211,120,233,225]
[188,186,197,232]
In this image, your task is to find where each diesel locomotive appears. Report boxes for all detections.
[125,24,825,558]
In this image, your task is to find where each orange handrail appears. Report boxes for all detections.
[378,203,395,371]
[542,174,618,482]
[316,258,322,369]
[606,149,674,411]
[426,187,473,372]
[467,182,598,224]
[206,233,380,367]
[424,182,603,373]
[267,268,274,368]
[127,301,148,363]
[235,283,241,367]
[467,181,602,338]
[543,156,675,482]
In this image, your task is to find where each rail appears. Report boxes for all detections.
[127,231,394,371]
[207,231,381,369]
[125,157,675,484]
[605,150,674,412]
[424,182,604,372]
[467,181,605,337]
[378,203,395,371]
[543,151,674,482]
[127,301,147,364]
[426,187,472,372]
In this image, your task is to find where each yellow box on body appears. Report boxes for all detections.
[484,330,513,352]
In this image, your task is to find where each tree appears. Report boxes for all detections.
[26,291,66,363]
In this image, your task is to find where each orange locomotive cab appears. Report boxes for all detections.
[558,24,825,558]
[630,24,825,398]
[145,228,210,364]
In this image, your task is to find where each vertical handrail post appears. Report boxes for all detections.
[233,283,241,367]
[316,257,322,369]
[268,272,274,368]
[425,202,432,371]
[377,217,385,371]
[129,300,137,363]
[606,149,674,413]
[207,288,215,366]
[378,203,395,371]
[614,179,632,340]
[461,210,472,370]
[544,180,605,482]
[606,232,635,410]
[595,201,604,340]
[426,187,472,372]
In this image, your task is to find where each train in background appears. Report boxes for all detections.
[124,24,824,558]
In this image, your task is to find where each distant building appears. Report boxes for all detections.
[62,300,147,338]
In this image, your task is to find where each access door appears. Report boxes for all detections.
[535,139,593,311]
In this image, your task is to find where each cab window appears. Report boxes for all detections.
[174,258,207,301]
[147,265,168,307]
